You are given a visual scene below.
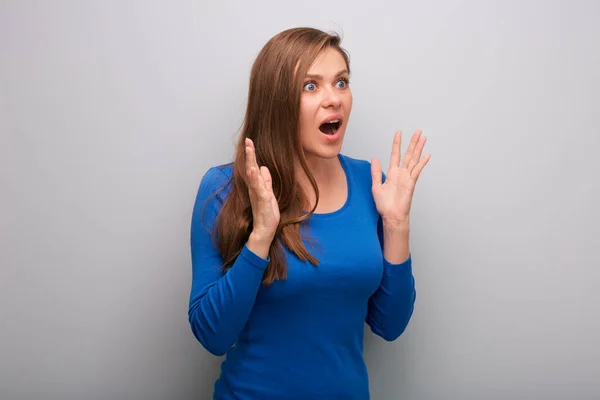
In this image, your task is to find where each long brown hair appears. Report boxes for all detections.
[213,27,350,285]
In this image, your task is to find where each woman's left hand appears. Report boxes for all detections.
[371,130,431,228]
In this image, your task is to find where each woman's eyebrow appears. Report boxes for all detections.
[304,69,349,80]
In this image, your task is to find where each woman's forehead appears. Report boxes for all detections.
[305,49,348,76]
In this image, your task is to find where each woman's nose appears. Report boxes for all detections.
[322,85,341,108]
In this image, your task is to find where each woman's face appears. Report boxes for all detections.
[298,47,353,160]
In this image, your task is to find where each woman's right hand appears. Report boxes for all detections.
[244,138,280,259]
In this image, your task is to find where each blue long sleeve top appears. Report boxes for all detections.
[188,154,416,400]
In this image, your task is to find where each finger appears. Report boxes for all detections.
[245,166,259,196]
[271,195,279,219]
[412,153,431,182]
[371,158,383,188]
[389,131,402,170]
[245,139,265,191]
[409,135,426,173]
[260,166,274,196]
[245,138,253,175]
[401,130,422,169]
[245,138,260,170]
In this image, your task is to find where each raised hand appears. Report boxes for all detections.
[245,138,280,256]
[371,130,431,227]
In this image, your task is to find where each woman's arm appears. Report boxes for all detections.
[188,167,269,356]
[367,130,429,341]
[365,217,416,341]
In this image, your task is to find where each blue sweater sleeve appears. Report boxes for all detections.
[188,167,269,356]
[365,172,417,341]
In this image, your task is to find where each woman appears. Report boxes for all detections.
[189,27,430,400]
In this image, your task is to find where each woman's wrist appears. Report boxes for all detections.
[247,232,273,260]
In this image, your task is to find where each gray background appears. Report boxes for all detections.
[2,0,599,399]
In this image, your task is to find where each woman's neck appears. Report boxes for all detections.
[295,153,341,186]
[294,153,347,214]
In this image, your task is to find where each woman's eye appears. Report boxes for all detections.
[304,82,316,91]
[336,79,348,89]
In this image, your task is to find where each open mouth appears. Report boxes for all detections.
[319,119,341,135]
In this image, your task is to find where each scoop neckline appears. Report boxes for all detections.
[303,153,352,220]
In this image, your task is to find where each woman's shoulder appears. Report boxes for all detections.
[204,162,234,181]
[197,162,234,199]
[339,153,372,169]
[339,153,387,184]
[339,153,374,182]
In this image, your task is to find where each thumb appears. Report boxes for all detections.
[260,166,274,194]
[371,158,382,188]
